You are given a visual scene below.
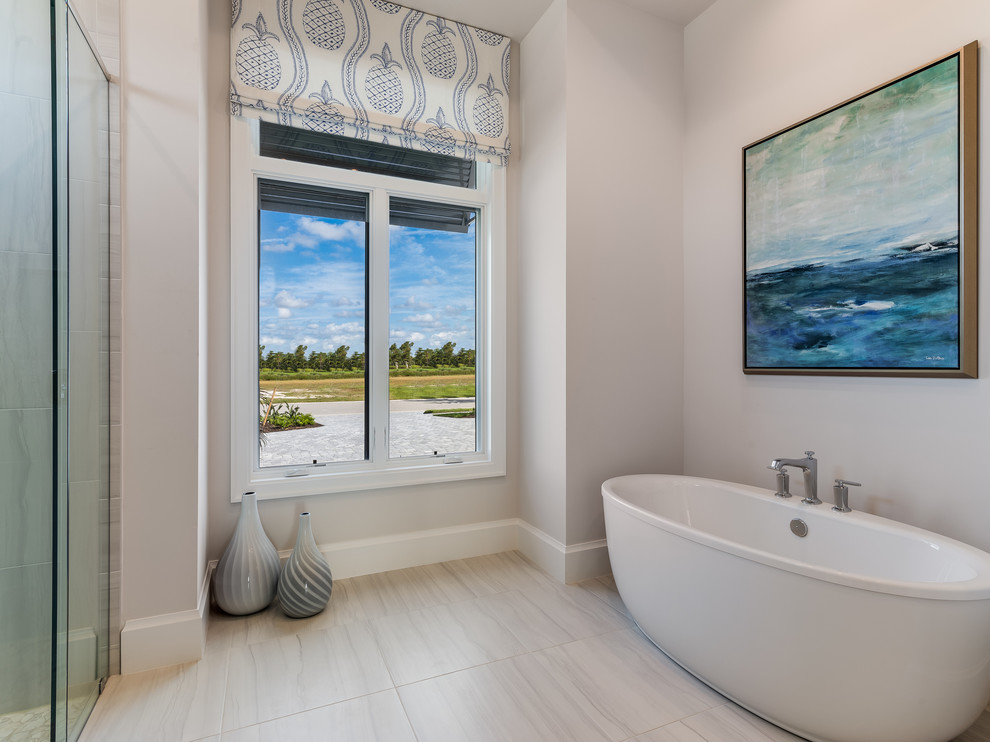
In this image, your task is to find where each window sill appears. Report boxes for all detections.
[231,456,505,502]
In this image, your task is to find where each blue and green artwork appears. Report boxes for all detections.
[744,54,962,371]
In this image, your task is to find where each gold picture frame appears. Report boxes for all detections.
[743,41,979,378]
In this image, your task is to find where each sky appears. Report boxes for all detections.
[258,208,476,356]
[745,56,960,273]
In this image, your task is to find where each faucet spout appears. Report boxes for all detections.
[769,451,820,504]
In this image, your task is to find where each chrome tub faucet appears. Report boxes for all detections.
[770,451,820,504]
[832,479,862,512]
[769,465,792,498]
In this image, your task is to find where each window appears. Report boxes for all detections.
[231,118,505,500]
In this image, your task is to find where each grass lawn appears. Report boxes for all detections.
[261,374,475,403]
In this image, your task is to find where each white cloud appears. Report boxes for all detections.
[293,233,320,249]
[274,290,308,308]
[398,295,432,310]
[260,230,319,251]
[408,313,436,324]
[261,239,296,253]
[278,307,292,318]
[431,331,469,346]
[260,335,287,347]
[299,217,365,243]
[324,321,365,335]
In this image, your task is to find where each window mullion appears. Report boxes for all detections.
[368,187,391,466]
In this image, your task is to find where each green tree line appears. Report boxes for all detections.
[259,341,475,372]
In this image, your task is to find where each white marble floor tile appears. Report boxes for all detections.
[470,551,559,591]
[414,561,484,603]
[83,551,990,742]
[77,654,227,742]
[522,581,632,637]
[476,583,629,653]
[207,578,371,656]
[956,710,990,742]
[345,566,457,619]
[577,574,632,618]
[521,629,725,741]
[221,622,392,731]
[680,703,806,741]
[475,589,582,651]
[633,721,709,742]
[0,702,52,742]
[371,597,528,685]
[435,556,512,597]
[203,607,250,657]
[399,662,609,742]
[220,690,416,742]
[486,652,637,742]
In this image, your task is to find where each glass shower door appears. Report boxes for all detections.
[53,4,111,740]
[0,0,56,737]
[0,1,108,739]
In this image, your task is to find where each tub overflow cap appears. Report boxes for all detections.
[790,518,808,537]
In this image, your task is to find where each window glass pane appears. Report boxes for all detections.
[388,198,477,458]
[258,180,369,467]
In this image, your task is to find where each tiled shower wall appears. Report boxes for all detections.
[70,0,121,676]
[0,0,57,714]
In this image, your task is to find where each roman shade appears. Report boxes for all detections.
[230,0,511,165]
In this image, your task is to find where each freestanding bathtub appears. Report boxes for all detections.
[602,474,990,742]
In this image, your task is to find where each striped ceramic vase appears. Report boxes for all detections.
[213,492,281,615]
[277,512,333,618]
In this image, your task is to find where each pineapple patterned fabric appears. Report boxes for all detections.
[231,0,511,165]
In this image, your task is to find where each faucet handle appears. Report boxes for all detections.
[772,467,791,498]
[832,479,861,513]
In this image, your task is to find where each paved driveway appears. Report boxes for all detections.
[260,399,476,467]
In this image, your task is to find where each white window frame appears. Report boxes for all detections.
[230,116,506,502]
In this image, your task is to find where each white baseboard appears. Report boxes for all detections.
[119,563,212,675]
[120,520,609,673]
[515,521,611,583]
[313,518,521,579]
[312,518,609,583]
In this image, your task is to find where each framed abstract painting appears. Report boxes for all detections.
[743,42,978,377]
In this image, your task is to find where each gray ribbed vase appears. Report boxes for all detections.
[277,512,333,618]
[213,492,280,615]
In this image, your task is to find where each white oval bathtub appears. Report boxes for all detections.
[602,474,990,742]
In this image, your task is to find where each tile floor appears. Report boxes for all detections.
[77,551,990,742]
